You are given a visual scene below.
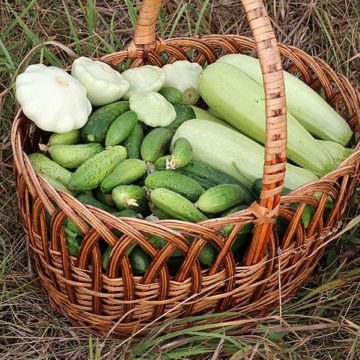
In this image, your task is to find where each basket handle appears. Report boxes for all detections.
[133,0,287,265]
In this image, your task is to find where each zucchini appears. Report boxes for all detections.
[166,103,196,133]
[196,184,246,214]
[105,111,138,147]
[100,159,147,193]
[112,185,148,214]
[159,86,183,104]
[48,143,104,169]
[170,138,192,169]
[81,101,129,143]
[191,106,229,127]
[123,123,144,159]
[141,128,172,163]
[48,129,81,146]
[69,146,127,191]
[150,188,207,223]
[145,171,205,202]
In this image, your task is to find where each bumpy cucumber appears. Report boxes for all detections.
[123,123,144,159]
[196,184,246,214]
[76,193,118,213]
[166,104,196,133]
[151,206,170,220]
[29,153,72,187]
[141,128,172,163]
[69,146,127,191]
[148,234,182,257]
[154,155,173,170]
[113,209,139,218]
[81,101,129,143]
[66,232,81,257]
[145,171,204,202]
[170,138,192,169]
[48,143,103,169]
[100,159,147,193]
[48,129,81,146]
[150,188,207,223]
[159,86,183,104]
[221,205,248,235]
[105,111,138,147]
[112,185,148,214]
[42,174,73,195]
[130,246,151,275]
[94,188,116,207]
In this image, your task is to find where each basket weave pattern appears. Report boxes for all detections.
[11,0,360,337]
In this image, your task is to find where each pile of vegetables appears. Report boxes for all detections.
[16,54,353,274]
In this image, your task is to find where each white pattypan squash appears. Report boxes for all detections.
[71,57,129,106]
[129,92,176,127]
[16,64,92,133]
[122,65,165,98]
[163,61,203,105]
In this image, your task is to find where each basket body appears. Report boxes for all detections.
[12,35,360,337]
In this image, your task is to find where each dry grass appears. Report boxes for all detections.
[0,1,359,359]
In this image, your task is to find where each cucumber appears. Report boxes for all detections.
[151,206,170,220]
[66,233,81,257]
[199,243,216,267]
[159,86,183,104]
[102,241,140,272]
[148,234,182,257]
[105,111,138,147]
[123,123,144,159]
[150,188,207,223]
[81,101,130,143]
[141,128,172,163]
[113,209,139,218]
[29,153,72,187]
[130,246,152,275]
[166,104,196,133]
[94,188,116,207]
[196,184,247,214]
[42,174,73,195]
[154,155,173,170]
[48,129,81,146]
[64,218,84,237]
[112,185,148,214]
[145,171,205,202]
[69,146,127,191]
[221,205,248,235]
[76,193,118,213]
[100,159,147,193]
[48,143,104,169]
[169,138,192,169]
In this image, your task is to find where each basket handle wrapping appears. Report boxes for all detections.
[133,0,288,265]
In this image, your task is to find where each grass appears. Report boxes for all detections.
[0,0,359,359]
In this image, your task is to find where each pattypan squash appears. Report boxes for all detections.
[129,92,176,127]
[16,64,92,133]
[163,61,203,105]
[71,57,129,106]
[122,65,165,98]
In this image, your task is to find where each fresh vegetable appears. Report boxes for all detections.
[94,188,116,207]
[66,233,81,257]
[150,188,207,223]
[173,120,318,190]
[48,129,81,146]
[29,153,72,187]
[81,101,129,143]
[71,57,130,106]
[76,193,118,213]
[163,61,203,105]
[218,54,353,145]
[141,128,173,163]
[113,209,140,218]
[16,64,92,133]
[199,62,335,176]
[123,123,144,159]
[129,92,176,127]
[145,171,205,202]
[169,138,193,169]
[47,143,103,169]
[105,111,138,147]
[112,185,148,213]
[100,159,147,193]
[221,205,248,235]
[42,174,73,195]
[166,104,196,133]
[154,155,173,170]
[159,86,183,104]
[196,184,246,214]
[122,65,165,98]
[317,140,353,166]
[69,146,127,191]
[129,246,152,275]
[191,106,228,127]
[147,234,182,257]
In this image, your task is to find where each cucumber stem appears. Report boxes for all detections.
[39,143,49,152]
[125,198,139,207]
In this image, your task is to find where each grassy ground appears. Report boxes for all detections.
[0,1,359,359]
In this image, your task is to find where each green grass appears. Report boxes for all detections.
[0,0,359,359]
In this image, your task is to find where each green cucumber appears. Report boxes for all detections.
[123,123,144,159]
[64,218,84,237]
[112,185,148,214]
[66,233,81,257]
[48,143,104,169]
[76,193,118,213]
[148,234,182,257]
[145,171,204,202]
[69,146,127,191]
[130,246,151,275]
[100,159,147,193]
[81,101,130,143]
[170,138,192,169]
[141,128,172,163]
[94,188,116,207]
[48,129,81,146]
[221,205,248,235]
[150,188,207,223]
[196,184,247,214]
[113,209,139,218]
[199,243,216,267]
[166,104,196,133]
[154,155,173,170]
[105,111,138,147]
[29,153,72,187]
[151,206,170,220]
[159,86,183,104]
[42,174,73,195]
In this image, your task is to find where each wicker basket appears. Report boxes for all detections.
[11,0,360,337]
